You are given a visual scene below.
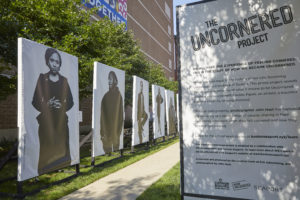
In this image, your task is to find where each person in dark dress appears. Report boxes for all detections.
[100,71,124,153]
[137,81,148,144]
[32,48,73,175]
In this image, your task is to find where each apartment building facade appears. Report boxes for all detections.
[127,0,175,80]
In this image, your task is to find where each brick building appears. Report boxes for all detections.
[127,0,175,80]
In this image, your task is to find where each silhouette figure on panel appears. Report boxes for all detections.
[156,88,164,136]
[100,71,123,153]
[32,48,73,175]
[137,81,148,144]
[168,99,177,135]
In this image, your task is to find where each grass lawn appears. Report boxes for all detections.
[137,162,180,200]
[0,136,178,200]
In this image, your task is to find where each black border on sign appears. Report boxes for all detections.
[176,1,252,200]
[184,0,217,7]
[184,193,253,200]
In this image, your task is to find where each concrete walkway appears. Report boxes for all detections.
[60,142,180,200]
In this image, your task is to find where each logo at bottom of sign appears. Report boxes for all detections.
[215,178,230,190]
[232,180,251,191]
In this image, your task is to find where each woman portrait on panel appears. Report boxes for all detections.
[100,71,123,153]
[32,48,73,175]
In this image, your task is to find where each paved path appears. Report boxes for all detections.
[60,142,180,200]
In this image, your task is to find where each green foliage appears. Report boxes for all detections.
[0,67,16,101]
[0,0,177,100]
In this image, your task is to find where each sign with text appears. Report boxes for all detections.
[83,0,127,28]
[177,0,300,199]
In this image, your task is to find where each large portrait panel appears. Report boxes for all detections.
[92,62,125,157]
[132,76,149,146]
[165,90,176,135]
[18,38,79,181]
[152,85,165,139]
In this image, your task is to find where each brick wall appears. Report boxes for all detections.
[127,0,175,80]
[0,94,17,129]
[79,96,92,127]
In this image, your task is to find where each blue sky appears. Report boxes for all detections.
[173,0,201,34]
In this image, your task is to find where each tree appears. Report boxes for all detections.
[0,0,177,101]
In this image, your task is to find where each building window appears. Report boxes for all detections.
[169,59,172,69]
[168,25,171,35]
[165,2,171,19]
[168,42,172,52]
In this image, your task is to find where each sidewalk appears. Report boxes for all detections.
[60,142,180,200]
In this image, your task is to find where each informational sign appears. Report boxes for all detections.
[152,85,165,139]
[177,0,300,199]
[165,90,176,135]
[132,76,149,146]
[17,38,79,181]
[83,0,127,27]
[92,62,125,157]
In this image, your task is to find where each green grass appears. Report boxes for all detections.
[137,162,180,200]
[0,137,178,200]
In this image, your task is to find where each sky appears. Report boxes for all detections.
[173,0,201,34]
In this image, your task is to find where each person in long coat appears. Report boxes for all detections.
[100,71,124,153]
[156,88,164,135]
[137,81,148,143]
[32,48,73,175]
[168,100,177,135]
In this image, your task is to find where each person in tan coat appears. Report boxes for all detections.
[137,81,148,143]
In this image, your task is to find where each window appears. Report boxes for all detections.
[169,59,172,69]
[168,25,171,35]
[165,2,171,19]
[168,42,172,52]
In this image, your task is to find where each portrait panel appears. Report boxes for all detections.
[92,62,125,157]
[152,85,165,139]
[165,90,176,135]
[18,38,79,181]
[132,76,149,146]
